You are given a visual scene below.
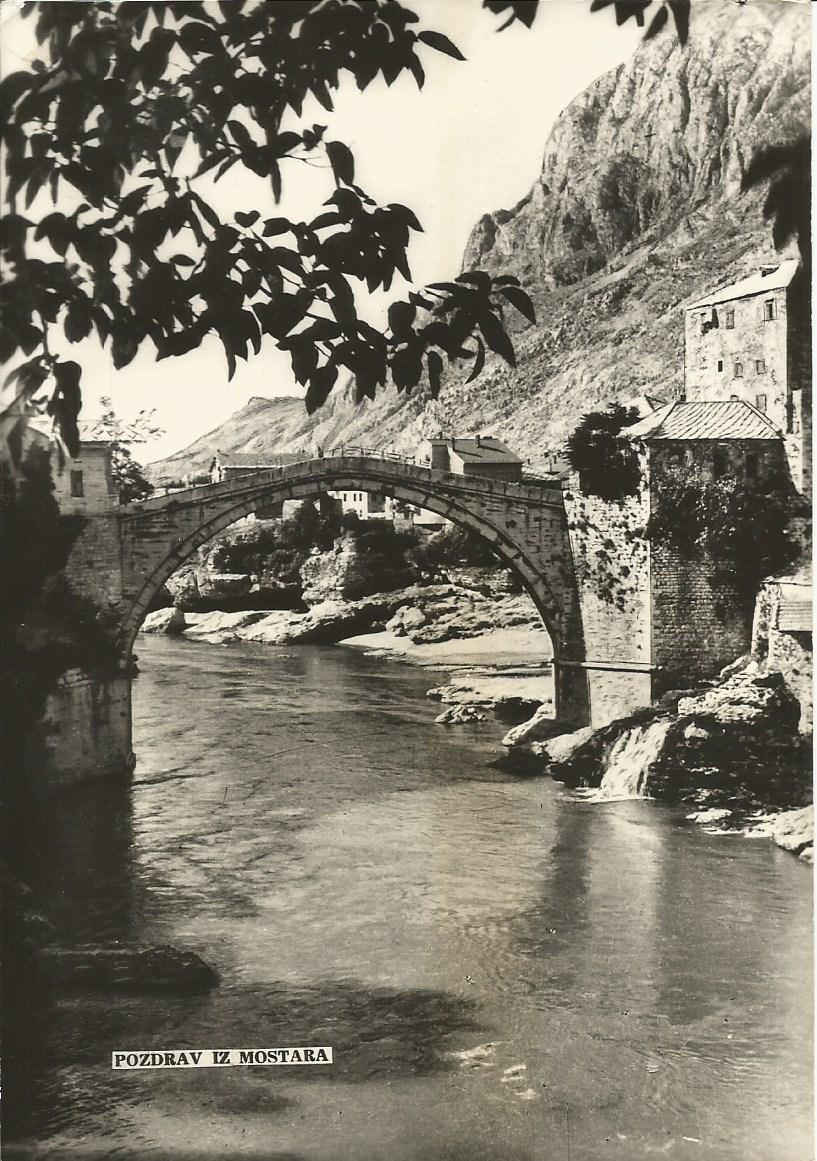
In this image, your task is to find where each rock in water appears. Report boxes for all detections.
[38,945,219,993]
[139,607,186,635]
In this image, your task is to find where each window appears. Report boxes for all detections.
[755,358,766,374]
[763,299,775,322]
[733,362,743,378]
[713,448,728,479]
[725,309,735,329]
[745,452,759,480]
[717,359,724,372]
[70,470,84,497]
[755,393,767,413]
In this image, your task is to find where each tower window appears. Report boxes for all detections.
[755,393,767,413]
[70,470,84,497]
[755,358,766,374]
[717,359,724,372]
[745,452,759,480]
[733,362,743,378]
[713,448,728,478]
[763,299,775,321]
[725,309,735,329]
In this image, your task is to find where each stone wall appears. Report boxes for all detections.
[25,669,133,790]
[562,468,653,726]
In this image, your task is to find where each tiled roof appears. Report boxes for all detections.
[623,400,781,441]
[448,437,522,464]
[686,259,799,309]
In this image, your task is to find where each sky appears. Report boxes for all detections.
[1,0,642,461]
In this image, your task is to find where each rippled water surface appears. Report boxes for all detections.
[6,638,813,1160]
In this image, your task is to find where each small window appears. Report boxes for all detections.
[725,309,735,329]
[755,358,766,374]
[717,359,724,372]
[755,393,767,413]
[713,448,728,479]
[70,470,84,497]
[763,299,775,321]
[745,452,759,480]
[733,362,743,378]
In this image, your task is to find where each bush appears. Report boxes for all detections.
[412,524,500,571]
[565,403,642,500]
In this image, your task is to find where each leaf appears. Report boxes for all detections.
[263,217,292,237]
[326,140,355,187]
[667,0,690,43]
[64,300,92,343]
[427,349,443,397]
[305,363,338,413]
[387,202,423,232]
[479,310,516,366]
[273,131,301,155]
[644,4,668,39]
[498,284,536,323]
[388,300,416,337]
[417,29,466,60]
[465,338,486,383]
[235,210,260,227]
[170,253,196,266]
[227,119,254,151]
[267,246,304,275]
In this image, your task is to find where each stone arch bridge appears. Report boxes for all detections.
[62,451,658,762]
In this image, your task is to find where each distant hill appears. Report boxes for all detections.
[149,0,809,484]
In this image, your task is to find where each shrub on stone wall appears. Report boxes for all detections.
[565,404,641,500]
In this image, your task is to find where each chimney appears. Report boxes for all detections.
[476,434,481,447]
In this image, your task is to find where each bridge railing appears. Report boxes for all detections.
[323,446,418,465]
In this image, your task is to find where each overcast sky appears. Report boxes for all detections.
[1,1,641,460]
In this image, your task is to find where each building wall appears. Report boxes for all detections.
[786,275,812,495]
[684,286,788,429]
[52,443,115,516]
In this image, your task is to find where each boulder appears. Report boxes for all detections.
[387,605,427,636]
[196,571,253,601]
[140,606,186,635]
[676,671,800,732]
[768,805,814,856]
[38,944,219,993]
[502,704,564,750]
[435,704,488,724]
[531,725,595,764]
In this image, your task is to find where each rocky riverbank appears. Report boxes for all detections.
[501,657,813,863]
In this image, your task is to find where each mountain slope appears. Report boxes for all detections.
[150,0,809,482]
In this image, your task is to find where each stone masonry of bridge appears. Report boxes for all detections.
[53,451,675,785]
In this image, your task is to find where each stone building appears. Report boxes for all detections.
[417,435,523,482]
[684,259,811,493]
[623,399,786,689]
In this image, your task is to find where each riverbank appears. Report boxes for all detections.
[500,658,813,863]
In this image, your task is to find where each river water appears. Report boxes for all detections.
[6,638,813,1160]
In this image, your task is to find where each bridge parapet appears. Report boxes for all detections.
[125,455,564,518]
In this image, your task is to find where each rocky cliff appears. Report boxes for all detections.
[150,0,809,480]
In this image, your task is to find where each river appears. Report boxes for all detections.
[5,637,813,1160]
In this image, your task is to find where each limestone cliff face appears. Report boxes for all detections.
[463,0,809,287]
[150,0,809,479]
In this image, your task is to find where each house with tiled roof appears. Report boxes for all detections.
[417,435,523,482]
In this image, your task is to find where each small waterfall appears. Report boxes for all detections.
[583,719,672,801]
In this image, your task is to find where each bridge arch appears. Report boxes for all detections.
[120,461,566,661]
